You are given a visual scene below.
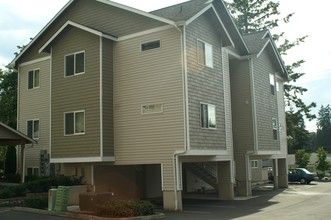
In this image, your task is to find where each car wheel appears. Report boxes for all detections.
[300,178,306,184]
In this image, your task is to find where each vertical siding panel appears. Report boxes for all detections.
[51,27,101,158]
[18,59,50,172]
[186,10,226,151]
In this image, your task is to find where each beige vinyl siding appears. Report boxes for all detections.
[18,59,50,170]
[113,28,184,188]
[51,27,101,159]
[18,0,165,64]
[186,9,226,151]
[230,59,254,179]
[102,38,114,157]
[253,51,280,151]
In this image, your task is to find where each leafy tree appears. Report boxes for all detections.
[316,105,331,150]
[295,149,311,168]
[225,0,316,150]
[315,147,330,179]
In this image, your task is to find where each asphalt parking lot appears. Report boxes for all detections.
[163,182,331,220]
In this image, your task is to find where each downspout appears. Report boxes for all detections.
[172,22,189,211]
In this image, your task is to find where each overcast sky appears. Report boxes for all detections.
[0,0,330,131]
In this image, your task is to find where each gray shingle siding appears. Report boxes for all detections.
[186,10,226,150]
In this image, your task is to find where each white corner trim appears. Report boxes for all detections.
[39,21,117,53]
[50,156,115,163]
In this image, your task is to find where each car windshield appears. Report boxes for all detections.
[301,168,313,174]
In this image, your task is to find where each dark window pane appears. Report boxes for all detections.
[270,85,275,95]
[65,55,74,76]
[201,104,208,128]
[75,112,85,133]
[33,120,39,138]
[34,70,40,87]
[65,113,74,135]
[273,129,278,140]
[141,40,160,51]
[197,41,205,65]
[27,120,33,138]
[28,71,34,89]
[75,52,85,73]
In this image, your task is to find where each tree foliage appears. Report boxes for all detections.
[316,105,331,149]
[315,147,330,179]
[295,149,311,168]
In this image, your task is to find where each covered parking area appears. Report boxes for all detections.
[0,122,36,183]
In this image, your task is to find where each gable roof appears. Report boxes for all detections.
[0,122,37,146]
[152,0,250,55]
[243,30,289,80]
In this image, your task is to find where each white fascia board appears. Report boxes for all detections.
[185,5,235,48]
[11,0,74,66]
[257,40,270,58]
[50,156,115,163]
[97,0,176,26]
[39,21,117,53]
[118,25,173,41]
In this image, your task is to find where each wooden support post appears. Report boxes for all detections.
[20,144,25,184]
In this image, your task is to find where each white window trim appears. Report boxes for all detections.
[140,39,161,52]
[141,103,164,115]
[27,68,40,90]
[197,39,213,68]
[200,102,216,129]
[26,119,40,140]
[64,110,86,136]
[251,160,258,169]
[64,51,85,78]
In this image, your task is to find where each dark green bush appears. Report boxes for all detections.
[0,185,26,199]
[97,200,155,217]
[24,196,48,209]
[25,176,82,193]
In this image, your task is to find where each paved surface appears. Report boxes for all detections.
[163,182,331,220]
[1,182,331,219]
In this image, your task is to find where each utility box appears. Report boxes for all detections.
[54,186,70,212]
[48,189,58,211]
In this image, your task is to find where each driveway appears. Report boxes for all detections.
[163,182,331,220]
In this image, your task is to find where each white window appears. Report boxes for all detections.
[141,40,161,51]
[142,104,163,114]
[27,119,39,139]
[272,118,278,140]
[197,40,213,68]
[251,160,258,169]
[28,69,40,89]
[201,103,216,128]
[65,111,85,135]
[65,51,85,77]
[269,73,275,95]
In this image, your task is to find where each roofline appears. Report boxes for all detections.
[0,122,37,145]
[97,0,176,25]
[218,0,250,55]
[10,0,74,67]
[39,21,118,53]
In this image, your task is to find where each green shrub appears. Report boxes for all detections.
[25,176,82,193]
[97,200,155,217]
[24,196,48,209]
[0,185,26,199]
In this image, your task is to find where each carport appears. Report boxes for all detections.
[0,122,37,183]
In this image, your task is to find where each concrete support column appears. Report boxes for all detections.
[20,144,25,184]
[278,158,288,188]
[273,159,279,189]
[163,190,182,211]
[235,154,252,196]
[217,161,234,200]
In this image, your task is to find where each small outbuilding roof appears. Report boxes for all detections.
[0,122,37,146]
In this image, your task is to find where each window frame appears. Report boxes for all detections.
[272,118,278,140]
[64,110,85,136]
[140,39,161,52]
[197,39,213,68]
[27,69,40,90]
[141,104,164,115]
[251,160,258,169]
[64,51,85,77]
[269,73,275,95]
[200,103,216,129]
[27,119,40,139]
